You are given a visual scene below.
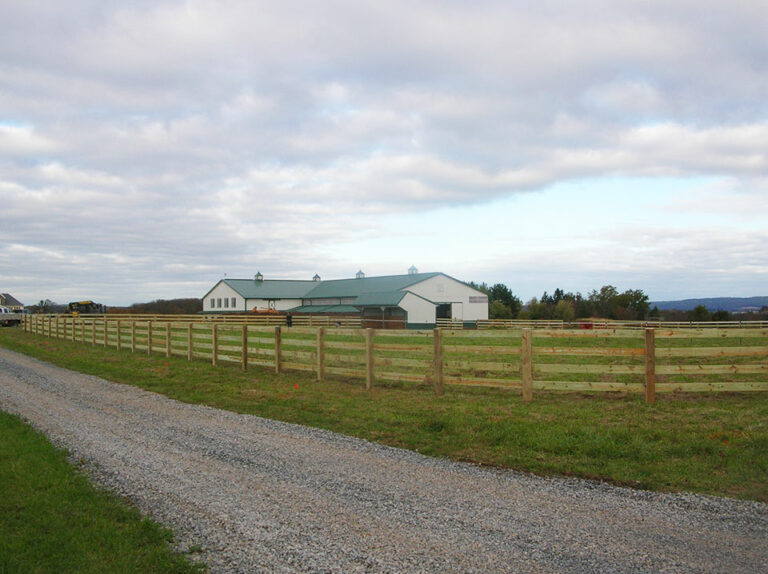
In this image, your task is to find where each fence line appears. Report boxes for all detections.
[22,315,768,403]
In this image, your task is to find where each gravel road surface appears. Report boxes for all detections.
[1,347,766,573]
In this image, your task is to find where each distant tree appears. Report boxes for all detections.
[588,285,619,317]
[489,300,514,319]
[572,294,596,318]
[587,285,649,319]
[688,304,710,322]
[113,298,203,315]
[711,310,731,322]
[525,297,549,320]
[488,283,522,318]
[613,289,650,320]
[553,299,575,322]
[32,299,61,314]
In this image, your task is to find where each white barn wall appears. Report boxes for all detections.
[408,274,489,321]
[399,292,437,325]
[203,282,245,312]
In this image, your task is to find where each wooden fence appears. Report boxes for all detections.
[477,319,768,330]
[23,315,768,403]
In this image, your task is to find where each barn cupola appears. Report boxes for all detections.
[408,265,418,275]
[255,271,263,282]
[312,274,321,282]
[355,270,365,279]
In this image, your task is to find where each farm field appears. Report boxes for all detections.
[1,327,767,502]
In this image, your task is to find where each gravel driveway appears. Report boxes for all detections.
[1,347,766,573]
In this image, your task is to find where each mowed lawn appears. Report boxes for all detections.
[1,327,767,502]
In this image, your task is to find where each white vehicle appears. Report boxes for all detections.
[0,305,23,327]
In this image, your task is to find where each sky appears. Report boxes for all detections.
[1,1,767,307]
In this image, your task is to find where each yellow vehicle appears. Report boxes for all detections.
[66,301,106,316]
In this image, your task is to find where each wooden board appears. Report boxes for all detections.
[533,381,644,392]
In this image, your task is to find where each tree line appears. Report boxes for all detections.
[467,282,768,322]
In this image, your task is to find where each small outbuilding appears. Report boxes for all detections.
[0,293,24,311]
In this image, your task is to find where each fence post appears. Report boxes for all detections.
[365,328,375,390]
[433,328,444,396]
[241,324,248,371]
[131,321,136,353]
[521,328,533,403]
[187,323,193,361]
[317,327,325,382]
[645,328,656,404]
[71,317,76,342]
[166,322,171,358]
[147,321,152,355]
[274,326,282,374]
[103,319,108,347]
[212,323,218,366]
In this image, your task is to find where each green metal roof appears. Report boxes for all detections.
[288,304,361,313]
[221,279,316,299]
[303,272,441,298]
[216,273,444,301]
[351,291,407,306]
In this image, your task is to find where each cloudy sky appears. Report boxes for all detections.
[2,1,767,306]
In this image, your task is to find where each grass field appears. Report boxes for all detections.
[0,408,204,572]
[1,327,767,503]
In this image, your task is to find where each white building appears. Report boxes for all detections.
[202,270,488,328]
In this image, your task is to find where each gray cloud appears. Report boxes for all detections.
[1,1,767,304]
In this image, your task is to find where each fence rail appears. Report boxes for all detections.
[22,315,768,403]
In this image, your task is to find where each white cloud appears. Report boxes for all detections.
[1,1,767,305]
[0,124,58,155]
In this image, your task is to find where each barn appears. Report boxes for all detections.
[202,269,488,328]
[0,293,24,311]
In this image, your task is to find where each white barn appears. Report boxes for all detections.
[202,270,488,328]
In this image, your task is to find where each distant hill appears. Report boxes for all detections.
[651,296,768,312]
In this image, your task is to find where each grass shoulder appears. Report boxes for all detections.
[0,409,204,573]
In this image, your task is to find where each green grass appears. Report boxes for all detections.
[2,327,767,502]
[0,409,204,573]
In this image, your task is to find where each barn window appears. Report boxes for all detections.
[224,298,229,308]
[210,298,215,308]
[217,298,222,308]
[231,297,236,308]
